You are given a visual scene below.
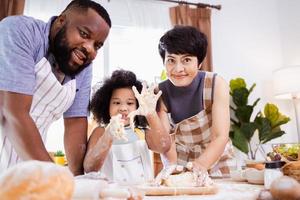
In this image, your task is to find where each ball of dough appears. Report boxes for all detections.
[0,160,74,200]
[270,176,300,200]
[163,172,197,187]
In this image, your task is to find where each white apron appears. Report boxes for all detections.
[101,139,153,185]
[0,57,76,171]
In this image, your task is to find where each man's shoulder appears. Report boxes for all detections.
[1,15,45,29]
[0,15,48,44]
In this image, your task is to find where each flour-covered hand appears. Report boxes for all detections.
[185,162,213,186]
[128,82,162,129]
[154,164,184,186]
[105,114,127,141]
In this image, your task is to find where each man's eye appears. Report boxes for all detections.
[79,30,88,38]
[94,43,102,50]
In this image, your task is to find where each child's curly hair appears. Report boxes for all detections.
[89,69,147,127]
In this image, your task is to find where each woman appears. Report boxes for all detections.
[154,26,236,185]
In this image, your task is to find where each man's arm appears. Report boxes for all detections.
[64,117,87,176]
[1,91,52,161]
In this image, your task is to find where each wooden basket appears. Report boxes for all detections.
[282,161,300,182]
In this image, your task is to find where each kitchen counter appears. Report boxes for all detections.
[73,177,264,200]
[143,178,264,200]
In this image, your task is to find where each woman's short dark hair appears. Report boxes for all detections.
[89,69,147,128]
[63,0,111,27]
[158,25,207,65]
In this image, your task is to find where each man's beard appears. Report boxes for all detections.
[52,25,89,77]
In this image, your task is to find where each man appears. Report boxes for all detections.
[0,0,111,175]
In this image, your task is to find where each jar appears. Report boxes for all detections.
[264,161,286,189]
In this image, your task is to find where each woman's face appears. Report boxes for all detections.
[109,88,137,126]
[164,52,200,87]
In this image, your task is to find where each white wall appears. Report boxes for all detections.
[23,0,300,152]
[198,0,300,143]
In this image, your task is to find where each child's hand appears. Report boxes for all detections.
[185,162,213,186]
[105,114,127,141]
[128,82,162,129]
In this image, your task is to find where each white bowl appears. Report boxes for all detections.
[230,170,247,182]
[245,168,264,185]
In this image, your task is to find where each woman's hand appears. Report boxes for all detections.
[154,164,184,186]
[185,162,213,186]
[105,114,127,141]
[128,82,162,129]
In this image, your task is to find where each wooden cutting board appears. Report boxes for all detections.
[137,184,218,196]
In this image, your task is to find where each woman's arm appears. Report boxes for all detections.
[83,126,113,173]
[193,75,230,170]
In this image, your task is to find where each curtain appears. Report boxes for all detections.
[0,0,25,21]
[170,4,213,72]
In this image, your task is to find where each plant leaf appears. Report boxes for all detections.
[255,117,272,142]
[235,105,253,123]
[229,128,249,154]
[264,103,279,124]
[240,122,257,141]
[261,130,286,144]
[229,78,247,93]
[232,88,249,106]
[248,83,256,94]
[264,103,290,128]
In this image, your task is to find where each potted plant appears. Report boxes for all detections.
[54,150,66,166]
[229,78,290,160]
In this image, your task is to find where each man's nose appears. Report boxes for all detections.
[82,41,97,60]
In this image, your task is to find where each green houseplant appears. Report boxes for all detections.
[54,150,65,166]
[229,78,290,159]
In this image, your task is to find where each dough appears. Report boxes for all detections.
[0,160,74,200]
[270,176,300,200]
[163,172,197,187]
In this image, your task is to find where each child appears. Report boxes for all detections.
[83,69,171,185]
[154,26,236,185]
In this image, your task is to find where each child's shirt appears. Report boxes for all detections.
[100,127,153,185]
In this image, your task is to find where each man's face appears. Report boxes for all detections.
[52,8,110,76]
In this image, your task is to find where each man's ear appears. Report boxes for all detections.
[56,14,67,26]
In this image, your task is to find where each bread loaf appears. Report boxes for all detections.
[270,176,300,200]
[0,160,74,200]
[163,172,197,187]
[282,161,300,181]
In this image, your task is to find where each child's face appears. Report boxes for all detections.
[109,88,137,126]
[164,53,200,87]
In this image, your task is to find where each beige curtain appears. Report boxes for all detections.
[170,4,213,72]
[0,0,25,21]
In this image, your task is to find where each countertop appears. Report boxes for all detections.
[143,178,264,200]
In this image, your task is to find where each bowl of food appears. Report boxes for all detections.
[267,143,300,161]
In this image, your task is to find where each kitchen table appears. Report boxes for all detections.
[143,178,264,200]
